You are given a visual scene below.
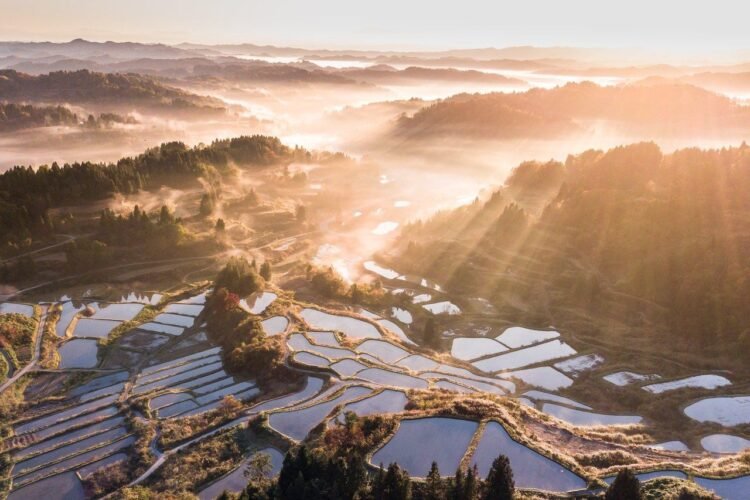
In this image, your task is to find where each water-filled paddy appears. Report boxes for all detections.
[376,319,416,345]
[152,313,195,328]
[0,302,34,316]
[643,374,732,394]
[117,330,170,350]
[56,302,86,336]
[472,340,577,373]
[78,381,126,402]
[371,418,478,477]
[133,361,224,395]
[602,470,687,485]
[177,293,206,305]
[13,416,126,461]
[137,354,222,385]
[77,452,127,478]
[293,351,331,368]
[287,333,355,360]
[72,318,121,339]
[396,354,439,371]
[338,390,408,419]
[261,316,288,336]
[90,302,144,321]
[7,471,84,500]
[542,403,642,426]
[364,261,401,280]
[138,322,184,336]
[249,376,325,414]
[695,475,750,499]
[523,390,591,410]
[421,373,507,395]
[472,421,587,492]
[554,354,604,376]
[240,291,277,314]
[300,308,381,339]
[195,381,256,405]
[650,441,689,452]
[603,371,660,386]
[435,380,473,393]
[15,394,120,435]
[495,327,560,349]
[191,376,235,395]
[307,331,340,346]
[391,307,412,324]
[164,303,204,317]
[143,347,221,374]
[451,338,507,361]
[356,368,428,389]
[198,448,285,500]
[13,426,128,477]
[58,339,99,369]
[412,293,432,304]
[150,392,193,410]
[701,434,750,453]
[422,301,461,315]
[683,396,750,426]
[269,386,372,440]
[356,340,410,363]
[330,359,367,377]
[159,400,200,418]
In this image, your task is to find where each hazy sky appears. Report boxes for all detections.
[1,0,749,54]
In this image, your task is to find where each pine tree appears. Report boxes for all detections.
[605,469,641,500]
[451,468,465,500]
[483,455,514,500]
[425,461,444,500]
[463,465,478,500]
[215,218,225,232]
[379,463,411,500]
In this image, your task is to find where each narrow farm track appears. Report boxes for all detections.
[0,305,48,394]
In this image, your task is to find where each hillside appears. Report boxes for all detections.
[394,82,750,139]
[394,142,750,357]
[0,102,136,131]
[0,69,226,113]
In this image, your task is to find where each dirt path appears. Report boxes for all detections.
[0,305,48,394]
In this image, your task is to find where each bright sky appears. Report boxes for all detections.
[1,0,749,54]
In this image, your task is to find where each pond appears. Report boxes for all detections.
[451,338,507,361]
[391,307,412,324]
[371,418,478,477]
[198,448,285,500]
[643,374,732,394]
[701,434,750,453]
[542,403,642,426]
[356,340,410,363]
[337,390,409,420]
[72,319,121,339]
[262,316,289,336]
[472,421,587,492]
[240,291,277,315]
[683,396,750,426]
[269,386,373,440]
[422,301,461,315]
[472,340,577,373]
[356,368,428,389]
[300,308,381,339]
[495,327,560,349]
[164,303,204,317]
[58,339,99,369]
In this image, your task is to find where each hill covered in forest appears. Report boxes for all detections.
[394,142,750,359]
[0,69,226,114]
[0,102,136,131]
[393,82,750,139]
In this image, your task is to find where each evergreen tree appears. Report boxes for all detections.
[605,469,641,500]
[260,261,272,281]
[377,463,411,500]
[463,465,478,500]
[423,317,440,349]
[483,455,514,500]
[215,218,226,232]
[451,468,465,500]
[425,461,444,500]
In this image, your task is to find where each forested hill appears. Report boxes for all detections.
[396,142,750,350]
[394,82,750,139]
[0,69,225,113]
[0,102,136,131]
[0,135,311,249]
